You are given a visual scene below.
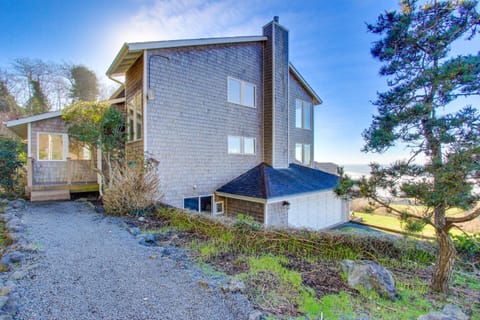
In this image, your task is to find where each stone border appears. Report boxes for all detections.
[0,199,39,320]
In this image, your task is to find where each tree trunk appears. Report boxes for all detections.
[431,228,456,293]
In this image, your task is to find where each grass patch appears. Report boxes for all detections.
[353,212,463,237]
[150,207,477,319]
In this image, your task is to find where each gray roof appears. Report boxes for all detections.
[217,163,339,199]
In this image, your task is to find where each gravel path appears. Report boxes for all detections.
[12,201,253,320]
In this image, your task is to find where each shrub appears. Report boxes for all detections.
[0,138,26,197]
[103,158,160,215]
[453,234,480,259]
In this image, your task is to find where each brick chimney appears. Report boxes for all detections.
[263,16,289,168]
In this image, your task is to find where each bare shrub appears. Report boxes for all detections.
[350,198,377,213]
[103,158,160,216]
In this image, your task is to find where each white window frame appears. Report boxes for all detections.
[37,132,68,162]
[227,77,256,108]
[127,91,143,142]
[215,201,224,215]
[295,99,312,130]
[228,135,256,155]
[295,142,312,165]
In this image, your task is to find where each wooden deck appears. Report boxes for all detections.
[27,183,99,202]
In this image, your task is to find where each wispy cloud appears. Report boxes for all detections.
[112,0,266,44]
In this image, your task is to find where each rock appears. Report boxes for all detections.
[248,310,263,320]
[418,304,468,320]
[1,252,24,266]
[341,259,398,300]
[221,278,246,293]
[0,287,11,297]
[442,304,468,320]
[95,206,106,213]
[127,227,141,236]
[0,296,8,309]
[7,199,25,210]
[0,313,13,320]
[137,233,156,246]
[10,271,25,281]
[138,216,145,222]
[1,213,14,222]
[0,199,9,205]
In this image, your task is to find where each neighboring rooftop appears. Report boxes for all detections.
[217,163,339,200]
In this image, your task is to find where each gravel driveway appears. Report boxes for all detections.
[10,201,253,320]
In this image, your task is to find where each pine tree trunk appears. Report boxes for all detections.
[431,228,456,293]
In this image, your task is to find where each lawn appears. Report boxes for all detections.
[352,211,464,237]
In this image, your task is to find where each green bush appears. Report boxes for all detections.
[0,138,26,197]
[453,234,480,258]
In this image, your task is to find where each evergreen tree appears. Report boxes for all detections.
[0,79,20,113]
[337,0,480,293]
[69,65,99,102]
[25,79,49,115]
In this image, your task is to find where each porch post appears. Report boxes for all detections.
[26,157,33,188]
[66,157,72,185]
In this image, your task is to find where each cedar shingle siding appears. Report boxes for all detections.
[145,43,264,208]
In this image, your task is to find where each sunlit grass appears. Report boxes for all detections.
[353,212,463,237]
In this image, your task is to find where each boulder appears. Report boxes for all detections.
[127,227,141,236]
[341,259,398,300]
[7,200,25,210]
[0,297,8,310]
[1,252,24,267]
[418,304,468,320]
[221,278,246,293]
[136,233,156,246]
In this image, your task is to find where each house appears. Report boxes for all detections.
[106,16,349,230]
[4,111,99,201]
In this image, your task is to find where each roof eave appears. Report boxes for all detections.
[106,36,268,77]
[289,63,322,105]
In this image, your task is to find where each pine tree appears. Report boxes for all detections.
[337,0,480,293]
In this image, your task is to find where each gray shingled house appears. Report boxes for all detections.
[106,17,349,230]
[4,112,100,201]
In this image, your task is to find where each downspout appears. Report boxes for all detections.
[108,75,124,87]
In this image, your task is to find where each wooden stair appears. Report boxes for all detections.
[30,190,71,202]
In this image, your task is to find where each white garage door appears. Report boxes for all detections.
[287,191,345,230]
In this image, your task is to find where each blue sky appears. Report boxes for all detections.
[1,0,474,165]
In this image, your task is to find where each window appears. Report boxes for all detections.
[38,133,66,161]
[215,201,224,215]
[295,99,312,129]
[295,143,311,165]
[127,91,143,141]
[228,136,256,155]
[228,77,256,107]
[228,136,241,154]
[69,140,91,160]
[303,144,311,165]
[295,143,302,162]
[184,196,213,214]
[244,137,255,155]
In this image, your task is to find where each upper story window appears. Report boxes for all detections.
[38,133,67,161]
[228,77,256,108]
[127,91,143,142]
[295,143,311,165]
[228,136,256,155]
[295,99,312,130]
